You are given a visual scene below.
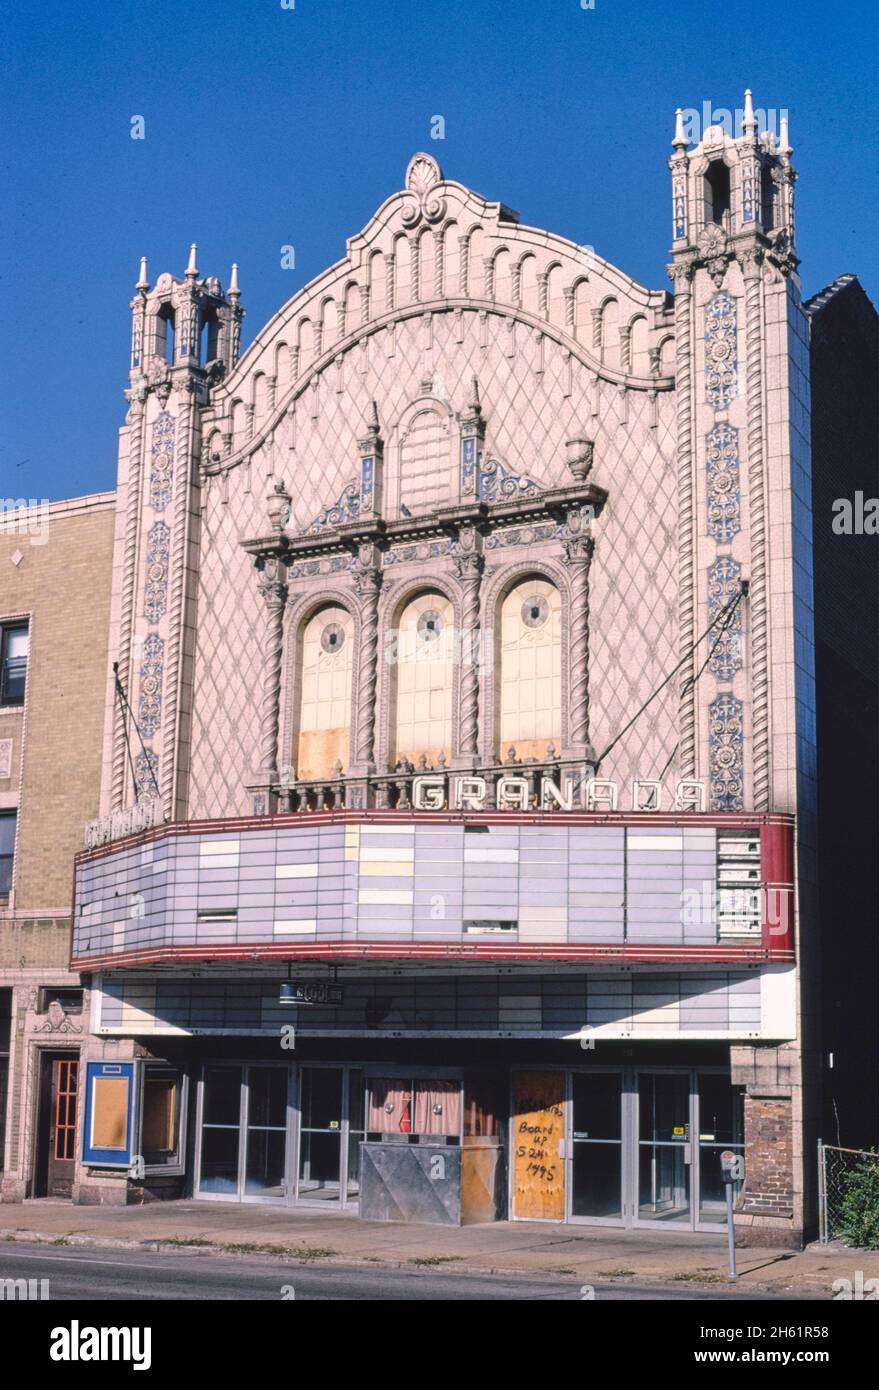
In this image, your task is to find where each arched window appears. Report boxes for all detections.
[296,605,354,780]
[392,591,454,768]
[158,304,176,364]
[705,160,731,228]
[199,308,220,365]
[600,298,620,367]
[761,164,776,232]
[498,577,562,761]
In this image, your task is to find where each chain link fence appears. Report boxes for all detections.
[818,1141,878,1243]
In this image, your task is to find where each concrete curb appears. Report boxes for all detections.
[0,1227,833,1296]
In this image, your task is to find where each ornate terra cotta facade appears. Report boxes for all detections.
[65,103,828,1245]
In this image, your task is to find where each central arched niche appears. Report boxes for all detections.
[393,398,455,518]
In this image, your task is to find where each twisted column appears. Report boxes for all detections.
[670,259,697,777]
[563,520,595,753]
[353,554,382,768]
[742,249,770,808]
[454,539,484,759]
[257,559,288,780]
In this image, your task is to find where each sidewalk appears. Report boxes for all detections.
[3,1199,876,1295]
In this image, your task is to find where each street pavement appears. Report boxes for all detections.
[0,1242,815,1301]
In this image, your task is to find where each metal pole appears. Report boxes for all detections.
[817,1138,826,1244]
[726,1181,737,1280]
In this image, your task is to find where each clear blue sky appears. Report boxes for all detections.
[4,0,878,501]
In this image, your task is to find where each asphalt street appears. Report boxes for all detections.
[0,1242,819,1301]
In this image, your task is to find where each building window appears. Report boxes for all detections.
[0,623,28,706]
[392,591,454,768]
[0,811,16,899]
[38,987,84,1016]
[296,604,354,780]
[366,1078,462,1142]
[498,577,561,761]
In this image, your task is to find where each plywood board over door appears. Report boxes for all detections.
[511,1071,566,1220]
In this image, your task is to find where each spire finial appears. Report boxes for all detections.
[743,88,757,136]
[229,263,240,299]
[185,243,198,279]
[468,376,481,414]
[779,114,792,158]
[367,399,380,435]
[136,256,149,292]
[672,107,687,149]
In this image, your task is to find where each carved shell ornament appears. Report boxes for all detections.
[401,152,447,228]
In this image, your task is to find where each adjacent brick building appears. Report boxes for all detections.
[0,494,115,1197]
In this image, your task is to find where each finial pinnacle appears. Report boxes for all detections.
[779,114,792,157]
[136,256,149,292]
[743,88,757,136]
[229,263,240,298]
[185,243,198,278]
[672,107,687,149]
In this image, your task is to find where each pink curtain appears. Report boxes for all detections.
[367,1079,412,1132]
[414,1081,461,1136]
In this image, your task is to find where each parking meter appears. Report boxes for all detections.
[720,1151,744,1278]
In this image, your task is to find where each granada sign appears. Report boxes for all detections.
[411,774,708,813]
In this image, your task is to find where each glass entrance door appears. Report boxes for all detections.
[245,1067,289,1199]
[570,1072,623,1222]
[297,1066,344,1202]
[636,1072,692,1225]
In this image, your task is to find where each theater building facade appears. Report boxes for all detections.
[68,100,821,1244]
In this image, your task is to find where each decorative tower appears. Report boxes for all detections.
[110,252,244,819]
[667,91,802,815]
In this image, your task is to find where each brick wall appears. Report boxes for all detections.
[740,1094,795,1221]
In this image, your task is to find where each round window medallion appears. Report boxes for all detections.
[417,609,444,642]
[320,622,345,654]
[521,595,549,628]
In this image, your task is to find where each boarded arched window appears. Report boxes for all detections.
[296,604,354,779]
[498,577,562,761]
[392,591,455,768]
